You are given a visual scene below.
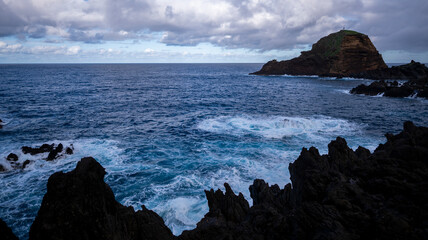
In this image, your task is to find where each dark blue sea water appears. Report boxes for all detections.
[1,64,427,239]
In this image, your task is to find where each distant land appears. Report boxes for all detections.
[252,30,428,81]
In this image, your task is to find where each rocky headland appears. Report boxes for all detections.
[1,122,427,239]
[251,30,428,81]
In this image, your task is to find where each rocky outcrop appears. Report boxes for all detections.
[0,119,3,129]
[350,60,428,80]
[29,157,174,240]
[351,78,428,99]
[7,122,427,239]
[180,121,428,240]
[252,30,388,77]
[0,218,18,240]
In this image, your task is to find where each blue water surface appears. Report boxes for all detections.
[1,63,427,239]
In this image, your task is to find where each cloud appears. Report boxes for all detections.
[0,0,427,52]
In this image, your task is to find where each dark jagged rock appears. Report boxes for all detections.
[6,153,18,162]
[22,144,54,155]
[351,78,428,99]
[0,218,18,240]
[350,60,428,80]
[0,119,3,129]
[180,121,428,240]
[0,164,5,172]
[65,145,74,155]
[47,143,63,161]
[22,122,428,240]
[29,157,174,240]
[252,30,388,77]
[22,159,32,169]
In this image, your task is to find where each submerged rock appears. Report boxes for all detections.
[252,30,388,77]
[29,157,174,240]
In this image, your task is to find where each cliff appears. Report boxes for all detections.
[252,30,388,77]
[2,122,427,239]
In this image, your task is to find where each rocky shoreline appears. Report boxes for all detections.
[1,121,427,239]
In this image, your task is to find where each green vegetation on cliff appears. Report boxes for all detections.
[314,30,364,58]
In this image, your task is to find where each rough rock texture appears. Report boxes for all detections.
[11,122,428,239]
[22,144,54,155]
[0,218,18,240]
[350,60,428,80]
[252,30,388,77]
[180,121,428,240]
[29,157,174,240]
[351,78,428,99]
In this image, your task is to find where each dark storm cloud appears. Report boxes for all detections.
[1,0,427,52]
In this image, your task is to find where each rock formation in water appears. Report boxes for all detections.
[351,77,428,99]
[251,30,428,81]
[349,60,428,80]
[0,143,75,172]
[29,157,174,240]
[252,30,388,77]
[3,122,427,239]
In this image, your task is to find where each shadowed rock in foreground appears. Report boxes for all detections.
[0,218,18,240]
[29,157,174,240]
[180,121,428,240]
[2,121,425,239]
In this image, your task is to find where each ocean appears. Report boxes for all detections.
[1,63,427,239]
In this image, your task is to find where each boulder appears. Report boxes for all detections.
[47,143,63,161]
[6,153,18,162]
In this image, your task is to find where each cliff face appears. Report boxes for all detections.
[252,30,388,77]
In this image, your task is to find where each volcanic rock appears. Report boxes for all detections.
[29,157,174,240]
[350,60,428,80]
[351,77,428,99]
[22,144,54,155]
[0,218,18,240]
[22,122,428,240]
[6,153,18,162]
[46,143,63,161]
[252,30,388,77]
[180,121,428,240]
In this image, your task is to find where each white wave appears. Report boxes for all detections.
[197,115,359,140]
[337,89,351,95]
[152,196,208,236]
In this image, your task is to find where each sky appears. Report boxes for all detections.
[0,0,427,63]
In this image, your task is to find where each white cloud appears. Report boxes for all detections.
[144,48,155,53]
[67,46,81,55]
